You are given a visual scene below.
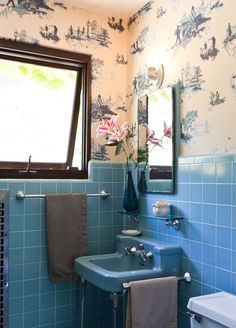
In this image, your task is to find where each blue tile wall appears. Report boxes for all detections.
[5,154,236,328]
[126,153,236,328]
[4,161,125,328]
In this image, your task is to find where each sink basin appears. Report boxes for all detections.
[74,234,181,292]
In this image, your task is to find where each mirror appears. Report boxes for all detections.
[137,84,180,194]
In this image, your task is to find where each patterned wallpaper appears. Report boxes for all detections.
[126,0,236,156]
[0,0,235,157]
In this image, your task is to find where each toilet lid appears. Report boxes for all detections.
[187,292,236,328]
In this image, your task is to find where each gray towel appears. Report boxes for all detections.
[126,276,177,328]
[45,193,88,283]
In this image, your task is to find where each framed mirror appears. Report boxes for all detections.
[137,83,180,193]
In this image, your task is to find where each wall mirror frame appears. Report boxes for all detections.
[137,82,180,194]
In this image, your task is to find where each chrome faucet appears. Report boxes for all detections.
[124,243,144,256]
[124,243,153,262]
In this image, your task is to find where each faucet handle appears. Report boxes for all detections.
[137,243,144,251]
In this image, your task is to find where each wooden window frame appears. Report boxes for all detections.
[0,39,91,179]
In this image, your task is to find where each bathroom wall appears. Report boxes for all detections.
[1,0,236,328]
[0,2,129,327]
[128,153,236,327]
[124,2,236,327]
[2,161,125,327]
[126,0,236,156]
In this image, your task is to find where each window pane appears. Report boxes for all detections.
[0,59,77,163]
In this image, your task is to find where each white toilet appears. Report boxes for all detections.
[187,292,236,328]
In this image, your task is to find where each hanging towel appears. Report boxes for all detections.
[45,193,88,283]
[126,276,177,328]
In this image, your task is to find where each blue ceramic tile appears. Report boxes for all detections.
[25,214,41,231]
[216,247,231,270]
[25,199,41,215]
[40,308,55,325]
[9,232,24,248]
[9,264,24,282]
[232,229,236,250]
[9,314,23,328]
[24,311,39,328]
[202,264,215,286]
[189,241,202,262]
[57,182,71,193]
[202,244,216,266]
[177,183,189,201]
[203,184,216,204]
[190,203,202,222]
[24,295,40,312]
[99,168,113,183]
[178,164,190,183]
[217,184,231,205]
[216,161,232,183]
[190,164,202,183]
[9,249,24,265]
[24,263,40,280]
[216,268,231,292]
[71,183,86,193]
[56,291,71,307]
[25,231,41,247]
[10,198,24,216]
[232,251,236,272]
[189,222,202,242]
[216,226,231,248]
[41,182,57,194]
[9,281,23,299]
[202,163,216,183]
[24,279,40,296]
[217,205,231,227]
[202,224,216,245]
[190,260,201,280]
[24,247,41,263]
[25,182,40,195]
[9,215,24,232]
[189,184,202,203]
[9,298,23,315]
[202,204,216,224]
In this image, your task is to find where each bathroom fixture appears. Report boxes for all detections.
[75,234,181,293]
[75,235,185,328]
[123,272,191,288]
[187,292,236,327]
[117,210,183,230]
[124,242,153,262]
[15,190,111,199]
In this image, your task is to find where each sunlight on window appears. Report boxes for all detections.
[0,59,78,163]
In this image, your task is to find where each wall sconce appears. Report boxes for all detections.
[147,64,164,88]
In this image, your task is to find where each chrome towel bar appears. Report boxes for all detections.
[122,272,191,289]
[16,190,111,200]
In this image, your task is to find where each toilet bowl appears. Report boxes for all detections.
[187,292,236,328]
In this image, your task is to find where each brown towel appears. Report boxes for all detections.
[126,276,177,328]
[45,193,88,283]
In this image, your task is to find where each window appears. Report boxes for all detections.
[0,39,91,179]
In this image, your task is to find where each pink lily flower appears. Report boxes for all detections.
[163,121,172,138]
[96,115,117,137]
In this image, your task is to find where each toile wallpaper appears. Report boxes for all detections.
[127,0,236,156]
[0,0,235,158]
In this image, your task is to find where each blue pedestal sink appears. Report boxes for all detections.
[75,234,181,293]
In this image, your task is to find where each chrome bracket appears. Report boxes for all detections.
[165,219,180,230]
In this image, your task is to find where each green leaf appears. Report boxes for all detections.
[115,141,123,156]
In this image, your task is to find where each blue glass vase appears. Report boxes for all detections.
[138,171,147,192]
[123,171,138,212]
